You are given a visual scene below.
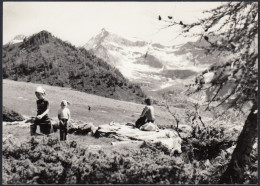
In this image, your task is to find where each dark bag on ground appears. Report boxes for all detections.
[135,116,146,128]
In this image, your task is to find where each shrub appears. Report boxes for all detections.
[1,135,211,184]
[3,106,24,122]
[3,124,257,184]
[182,123,235,161]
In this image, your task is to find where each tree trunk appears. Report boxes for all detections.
[219,103,258,184]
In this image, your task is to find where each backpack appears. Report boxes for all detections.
[140,122,159,131]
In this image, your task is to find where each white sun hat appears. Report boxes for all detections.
[35,86,46,94]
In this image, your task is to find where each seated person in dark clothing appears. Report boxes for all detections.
[30,86,52,135]
[135,97,155,128]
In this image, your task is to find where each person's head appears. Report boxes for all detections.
[60,100,70,108]
[35,86,45,100]
[144,97,152,105]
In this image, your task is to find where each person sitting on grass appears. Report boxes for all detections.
[135,97,157,131]
[58,100,71,141]
[30,86,52,136]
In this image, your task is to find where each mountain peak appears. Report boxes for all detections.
[36,30,53,38]
[101,28,108,33]
[19,30,55,47]
[84,28,110,50]
[23,30,53,42]
[99,28,110,38]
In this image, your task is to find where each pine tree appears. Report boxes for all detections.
[161,2,258,183]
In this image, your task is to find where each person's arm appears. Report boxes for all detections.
[140,106,148,117]
[67,109,71,123]
[37,101,49,119]
[151,106,155,121]
[58,109,64,125]
[37,109,49,119]
[58,109,61,120]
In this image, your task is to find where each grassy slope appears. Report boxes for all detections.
[3,79,176,149]
[3,79,174,126]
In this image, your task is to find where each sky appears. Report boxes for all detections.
[3,2,223,46]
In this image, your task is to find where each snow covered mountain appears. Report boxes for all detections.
[8,35,26,44]
[83,28,220,90]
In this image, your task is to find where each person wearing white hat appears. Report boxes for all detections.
[30,86,51,135]
[58,100,71,141]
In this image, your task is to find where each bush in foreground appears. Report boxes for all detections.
[3,124,257,184]
[3,106,25,122]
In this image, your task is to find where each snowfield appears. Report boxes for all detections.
[83,28,211,88]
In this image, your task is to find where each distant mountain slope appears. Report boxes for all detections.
[83,28,222,90]
[8,34,26,44]
[173,39,220,66]
[84,29,198,80]
[2,30,145,103]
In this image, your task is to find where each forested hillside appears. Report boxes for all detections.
[2,31,145,102]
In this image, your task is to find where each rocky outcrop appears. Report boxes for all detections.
[3,117,183,154]
[95,122,182,154]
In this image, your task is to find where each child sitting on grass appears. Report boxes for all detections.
[58,100,71,141]
[30,86,52,135]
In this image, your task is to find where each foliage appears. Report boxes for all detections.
[2,136,182,184]
[160,2,258,110]
[159,2,258,183]
[3,110,257,184]
[186,124,232,161]
[3,106,25,122]
[2,30,145,103]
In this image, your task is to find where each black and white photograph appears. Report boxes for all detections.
[2,1,258,184]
